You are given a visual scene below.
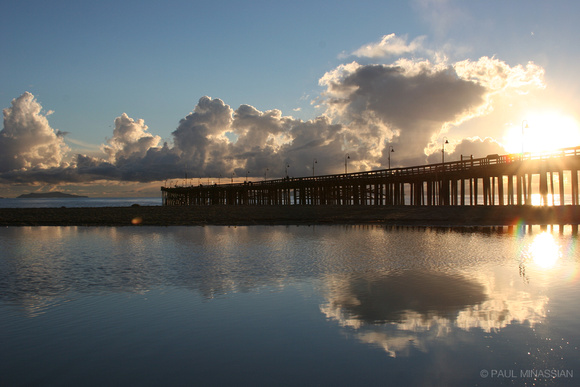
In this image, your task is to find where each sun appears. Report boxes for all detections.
[502,112,580,154]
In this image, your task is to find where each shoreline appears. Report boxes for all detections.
[1,205,580,227]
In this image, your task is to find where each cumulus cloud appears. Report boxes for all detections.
[102,113,162,164]
[319,61,487,166]
[278,116,344,176]
[230,104,294,176]
[0,92,70,173]
[454,57,545,94]
[0,36,548,188]
[319,55,544,167]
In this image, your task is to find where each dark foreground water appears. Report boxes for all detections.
[0,225,578,387]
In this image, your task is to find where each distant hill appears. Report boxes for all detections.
[18,192,89,199]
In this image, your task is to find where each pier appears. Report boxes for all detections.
[161,147,580,207]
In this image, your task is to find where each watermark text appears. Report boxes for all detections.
[480,369,573,379]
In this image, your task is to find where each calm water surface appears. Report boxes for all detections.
[0,197,161,208]
[0,225,579,386]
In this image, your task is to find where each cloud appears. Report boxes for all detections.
[0,92,70,173]
[278,116,344,176]
[0,38,547,188]
[350,33,426,59]
[319,61,487,166]
[449,136,505,158]
[102,113,162,164]
[319,56,544,167]
[453,57,545,94]
[171,96,233,174]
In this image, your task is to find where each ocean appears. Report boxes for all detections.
[0,197,162,208]
[0,224,579,386]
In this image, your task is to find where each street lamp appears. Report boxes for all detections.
[442,137,449,163]
[345,153,350,174]
[245,170,250,182]
[231,172,235,183]
[387,145,394,169]
[264,168,269,181]
[521,120,529,157]
[313,158,317,176]
[285,164,290,178]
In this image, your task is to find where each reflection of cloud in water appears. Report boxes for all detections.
[321,271,486,326]
[321,269,549,357]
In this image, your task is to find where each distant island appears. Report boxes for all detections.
[17,192,88,199]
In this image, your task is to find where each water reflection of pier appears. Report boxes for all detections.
[162,147,580,207]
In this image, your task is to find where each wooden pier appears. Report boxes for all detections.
[161,147,580,207]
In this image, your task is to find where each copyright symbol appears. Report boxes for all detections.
[480,369,489,378]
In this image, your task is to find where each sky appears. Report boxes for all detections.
[2,0,580,197]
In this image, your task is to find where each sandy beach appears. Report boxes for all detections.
[1,205,580,227]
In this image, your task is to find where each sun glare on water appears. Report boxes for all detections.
[529,232,561,269]
[503,112,580,154]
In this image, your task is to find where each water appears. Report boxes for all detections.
[0,225,578,386]
[0,197,161,208]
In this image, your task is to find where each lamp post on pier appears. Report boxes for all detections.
[521,120,529,158]
[442,137,449,163]
[312,158,317,176]
[344,153,350,174]
[387,145,394,169]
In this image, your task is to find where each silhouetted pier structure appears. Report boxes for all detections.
[162,147,580,207]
